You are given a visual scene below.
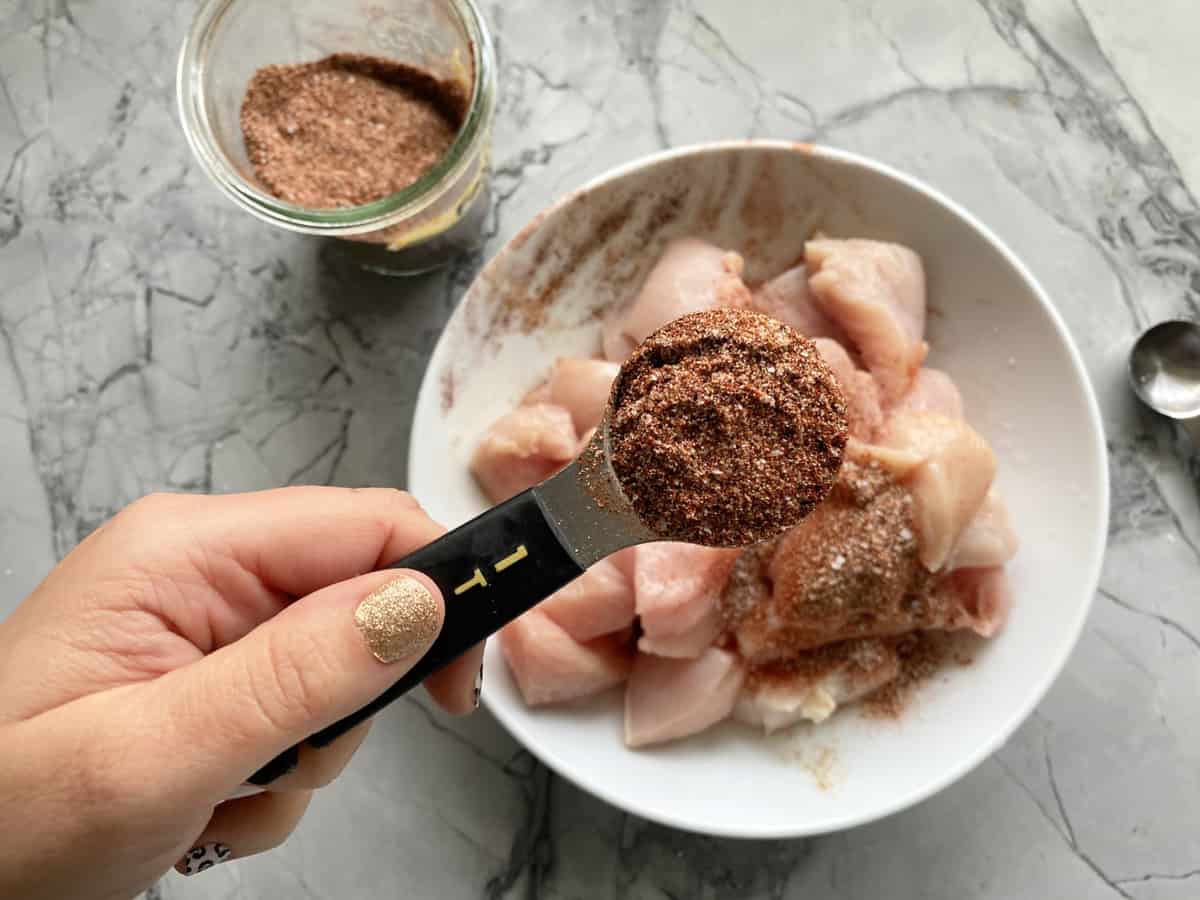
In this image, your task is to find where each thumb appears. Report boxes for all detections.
[145,570,443,800]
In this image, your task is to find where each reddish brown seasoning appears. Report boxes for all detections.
[744,637,895,692]
[862,632,949,718]
[240,53,468,209]
[607,308,848,547]
[759,460,930,652]
[718,538,776,631]
[718,458,988,663]
[577,428,621,513]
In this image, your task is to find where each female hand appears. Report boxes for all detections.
[0,487,483,900]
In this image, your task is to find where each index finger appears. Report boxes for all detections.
[60,487,446,651]
[116,486,445,599]
[189,486,446,596]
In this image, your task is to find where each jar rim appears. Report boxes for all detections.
[176,0,496,236]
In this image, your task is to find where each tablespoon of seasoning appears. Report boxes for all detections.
[1129,319,1200,445]
[249,308,849,784]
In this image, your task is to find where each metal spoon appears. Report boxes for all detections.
[251,307,841,783]
[249,423,654,783]
[1129,319,1200,444]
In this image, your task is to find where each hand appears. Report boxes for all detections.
[0,487,482,900]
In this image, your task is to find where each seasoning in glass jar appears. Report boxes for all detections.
[177,0,496,276]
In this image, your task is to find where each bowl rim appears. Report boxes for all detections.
[408,139,1110,838]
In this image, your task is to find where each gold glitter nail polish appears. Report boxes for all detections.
[354,577,441,663]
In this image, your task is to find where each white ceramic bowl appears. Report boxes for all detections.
[409,142,1108,838]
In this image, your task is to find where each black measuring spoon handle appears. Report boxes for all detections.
[248,487,584,785]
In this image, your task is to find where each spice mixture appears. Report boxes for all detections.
[742,636,895,692]
[755,460,927,654]
[719,458,985,663]
[240,53,468,209]
[861,631,951,718]
[607,308,848,547]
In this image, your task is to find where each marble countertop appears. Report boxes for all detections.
[2,0,1198,897]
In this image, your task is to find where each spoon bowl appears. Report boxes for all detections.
[1129,320,1200,419]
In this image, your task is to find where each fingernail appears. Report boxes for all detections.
[227,783,266,800]
[474,663,483,709]
[354,576,440,663]
[175,843,232,876]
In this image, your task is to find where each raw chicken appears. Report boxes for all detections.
[948,490,1018,570]
[540,559,636,642]
[734,639,901,733]
[813,337,883,440]
[634,542,740,642]
[806,238,927,403]
[726,460,935,661]
[751,264,851,344]
[521,382,553,406]
[470,403,578,503]
[845,436,924,479]
[728,483,1010,661]
[603,238,752,361]
[934,566,1012,637]
[601,317,636,363]
[879,412,996,571]
[499,609,634,706]
[484,236,1016,741]
[624,648,745,748]
[525,357,619,434]
[893,368,964,419]
[718,540,774,629]
[637,599,722,659]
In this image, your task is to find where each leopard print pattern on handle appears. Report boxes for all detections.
[176,843,232,876]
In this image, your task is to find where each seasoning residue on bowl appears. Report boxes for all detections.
[240,53,469,209]
[607,307,849,547]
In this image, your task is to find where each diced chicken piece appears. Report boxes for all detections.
[734,639,901,733]
[540,560,636,642]
[604,238,752,361]
[499,610,634,706]
[727,460,931,661]
[525,358,619,434]
[635,542,741,640]
[601,315,637,363]
[813,337,884,440]
[806,238,928,403]
[470,403,578,503]
[948,490,1018,570]
[637,598,722,659]
[845,437,924,479]
[879,412,996,571]
[726,493,1012,661]
[624,648,745,748]
[718,541,775,627]
[933,566,1013,637]
[724,442,1007,661]
[521,381,553,406]
[893,368,964,419]
[751,264,851,343]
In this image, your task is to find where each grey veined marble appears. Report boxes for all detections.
[2,0,1199,897]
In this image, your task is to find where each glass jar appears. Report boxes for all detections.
[177,0,495,275]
